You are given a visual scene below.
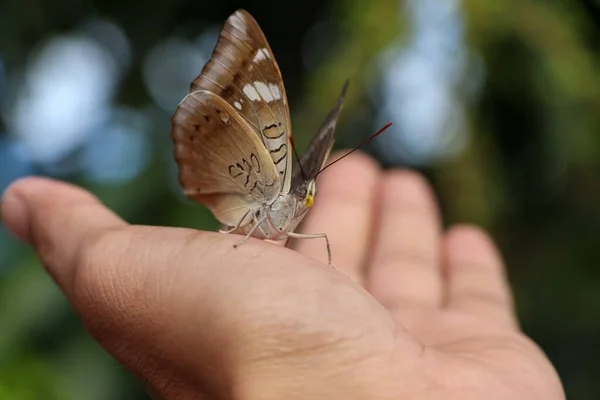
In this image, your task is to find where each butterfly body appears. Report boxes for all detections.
[230,192,305,239]
[171,10,346,266]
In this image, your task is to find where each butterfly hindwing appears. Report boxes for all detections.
[172,90,281,225]
[191,9,293,194]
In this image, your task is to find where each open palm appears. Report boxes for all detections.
[1,153,564,399]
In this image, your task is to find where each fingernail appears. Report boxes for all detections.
[1,187,31,243]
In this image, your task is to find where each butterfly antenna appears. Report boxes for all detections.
[290,136,307,181]
[314,122,393,178]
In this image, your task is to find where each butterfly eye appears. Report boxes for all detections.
[305,195,315,208]
[304,180,317,207]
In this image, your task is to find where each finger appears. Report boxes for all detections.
[0,177,127,293]
[289,151,381,283]
[367,170,443,310]
[443,224,517,329]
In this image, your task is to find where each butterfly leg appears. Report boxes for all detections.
[286,231,336,270]
[219,209,253,234]
[232,214,268,248]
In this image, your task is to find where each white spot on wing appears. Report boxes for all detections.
[268,83,281,100]
[219,111,229,124]
[254,81,274,102]
[262,47,271,59]
[253,48,267,63]
[234,101,242,110]
[243,84,260,101]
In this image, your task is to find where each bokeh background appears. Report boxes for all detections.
[0,0,599,398]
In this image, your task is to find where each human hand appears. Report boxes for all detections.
[1,153,564,399]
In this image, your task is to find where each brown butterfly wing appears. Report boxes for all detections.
[172,90,281,226]
[191,9,293,193]
[291,81,349,189]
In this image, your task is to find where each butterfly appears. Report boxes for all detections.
[171,9,349,267]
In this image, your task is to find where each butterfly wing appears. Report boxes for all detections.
[191,9,293,194]
[291,81,349,189]
[172,90,281,226]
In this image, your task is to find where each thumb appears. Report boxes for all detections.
[1,177,127,292]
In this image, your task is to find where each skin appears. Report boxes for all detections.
[0,152,564,400]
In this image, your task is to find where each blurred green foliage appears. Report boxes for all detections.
[0,0,599,398]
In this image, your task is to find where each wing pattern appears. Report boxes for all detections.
[172,90,281,211]
[191,10,293,193]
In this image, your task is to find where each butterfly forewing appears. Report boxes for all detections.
[191,10,293,194]
[170,10,351,266]
[291,81,349,190]
[172,90,281,226]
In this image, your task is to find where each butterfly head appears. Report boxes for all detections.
[293,179,317,209]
